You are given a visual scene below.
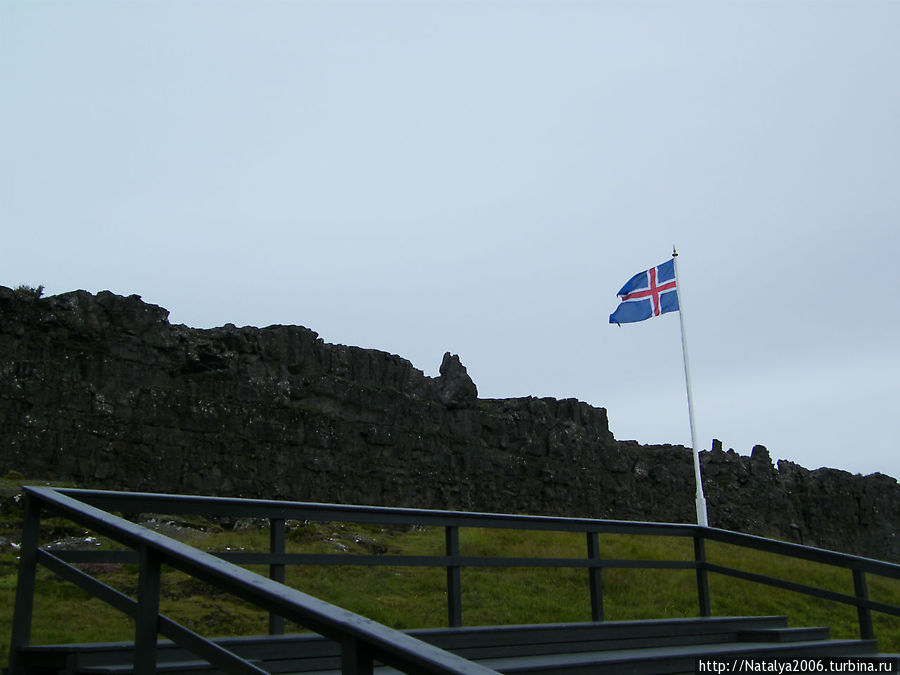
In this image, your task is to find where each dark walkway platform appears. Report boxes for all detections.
[11,616,888,675]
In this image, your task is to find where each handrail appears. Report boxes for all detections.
[55,488,900,578]
[8,487,900,673]
[53,487,700,536]
[8,487,499,675]
[702,526,900,579]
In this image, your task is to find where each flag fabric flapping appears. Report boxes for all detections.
[609,259,679,325]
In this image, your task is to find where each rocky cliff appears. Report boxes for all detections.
[1,286,897,560]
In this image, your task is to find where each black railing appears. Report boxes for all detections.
[8,487,900,674]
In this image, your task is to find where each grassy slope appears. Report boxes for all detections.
[2,485,899,666]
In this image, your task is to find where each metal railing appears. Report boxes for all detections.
[8,487,900,674]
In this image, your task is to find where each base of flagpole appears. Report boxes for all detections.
[696,495,709,527]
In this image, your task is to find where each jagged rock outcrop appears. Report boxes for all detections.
[1,286,898,560]
[436,352,478,408]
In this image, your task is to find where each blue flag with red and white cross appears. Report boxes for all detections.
[609,259,680,325]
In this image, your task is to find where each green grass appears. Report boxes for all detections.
[2,502,900,667]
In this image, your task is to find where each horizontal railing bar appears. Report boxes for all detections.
[706,562,862,606]
[53,487,698,537]
[26,486,499,675]
[704,528,900,579]
[53,549,697,570]
[52,550,137,563]
[857,597,900,618]
[217,554,699,570]
[706,563,900,618]
[37,550,269,674]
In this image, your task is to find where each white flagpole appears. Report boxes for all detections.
[672,247,709,527]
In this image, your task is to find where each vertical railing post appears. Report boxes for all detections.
[694,534,711,617]
[853,568,875,640]
[7,493,42,675]
[445,525,462,627]
[134,544,162,675]
[269,517,286,635]
[341,636,374,675]
[586,531,604,622]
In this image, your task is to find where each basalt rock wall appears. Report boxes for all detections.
[1,286,897,560]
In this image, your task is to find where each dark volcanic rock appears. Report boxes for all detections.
[436,352,477,409]
[0,286,898,561]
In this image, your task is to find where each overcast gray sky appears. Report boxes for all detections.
[3,1,899,480]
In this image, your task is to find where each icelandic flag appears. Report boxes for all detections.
[609,259,679,325]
